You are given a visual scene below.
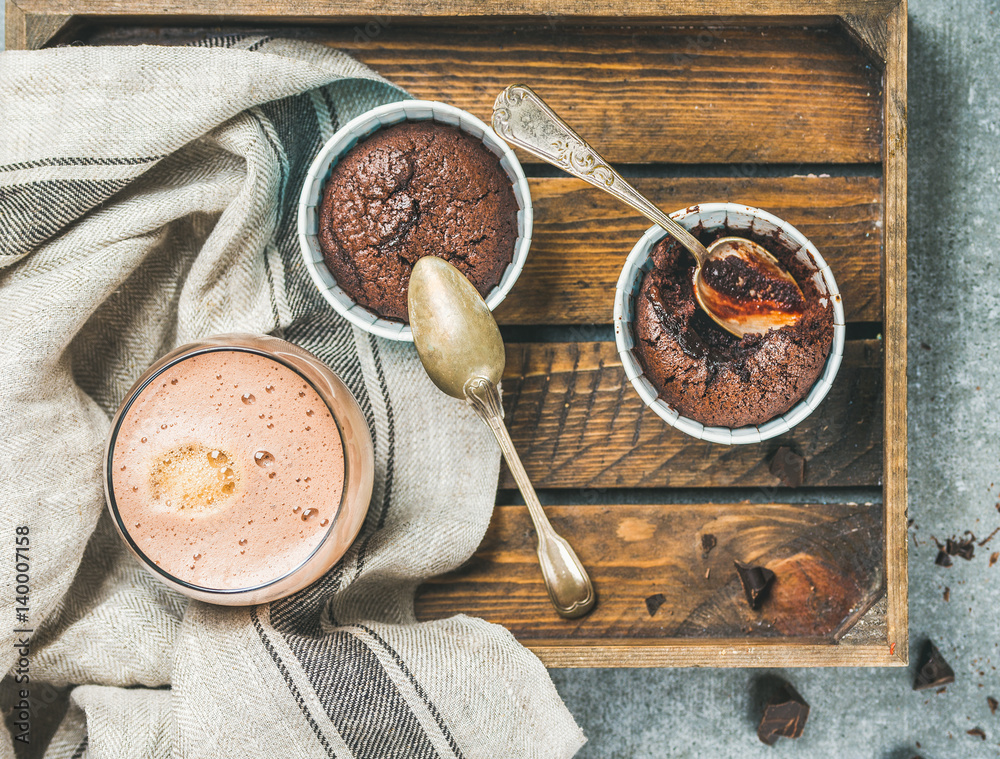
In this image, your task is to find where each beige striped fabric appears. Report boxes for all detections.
[0,37,585,759]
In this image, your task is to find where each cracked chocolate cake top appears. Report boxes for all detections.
[317,120,518,322]
[634,229,834,428]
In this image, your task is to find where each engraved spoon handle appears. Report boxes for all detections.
[464,377,596,619]
[492,84,709,265]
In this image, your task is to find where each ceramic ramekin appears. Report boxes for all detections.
[298,100,532,342]
[614,203,846,445]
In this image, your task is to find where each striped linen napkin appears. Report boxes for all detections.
[0,35,584,759]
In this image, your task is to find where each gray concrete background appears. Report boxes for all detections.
[3,1,999,756]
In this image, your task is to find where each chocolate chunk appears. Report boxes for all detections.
[769,446,805,488]
[968,727,986,740]
[935,549,953,567]
[943,586,950,602]
[987,696,998,715]
[645,593,666,617]
[946,537,975,561]
[735,560,775,610]
[913,641,955,691]
[990,552,998,567]
[757,681,810,745]
[701,533,717,557]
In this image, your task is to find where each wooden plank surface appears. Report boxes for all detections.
[500,340,883,489]
[73,21,882,164]
[10,0,900,20]
[415,501,883,641]
[527,642,900,668]
[495,176,882,325]
[324,24,883,165]
[881,0,908,666]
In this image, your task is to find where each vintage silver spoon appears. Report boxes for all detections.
[492,84,806,338]
[407,256,596,619]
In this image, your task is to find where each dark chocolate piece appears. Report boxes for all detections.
[946,537,975,561]
[913,641,955,691]
[968,728,986,740]
[935,549,953,567]
[987,696,998,715]
[701,533,717,557]
[645,593,667,617]
[943,586,950,602]
[990,552,998,567]
[769,446,805,488]
[757,681,810,745]
[735,560,775,610]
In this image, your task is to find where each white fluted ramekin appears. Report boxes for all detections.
[298,100,532,342]
[614,203,845,445]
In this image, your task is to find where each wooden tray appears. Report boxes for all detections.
[8,0,908,668]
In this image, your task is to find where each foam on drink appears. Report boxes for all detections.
[110,350,345,589]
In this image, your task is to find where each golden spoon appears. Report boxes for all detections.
[407,256,596,619]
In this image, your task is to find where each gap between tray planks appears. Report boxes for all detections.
[499,340,882,489]
[495,176,882,325]
[415,501,883,642]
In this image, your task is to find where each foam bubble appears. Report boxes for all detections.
[149,443,238,514]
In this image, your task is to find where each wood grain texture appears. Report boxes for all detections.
[840,0,903,62]
[61,21,882,164]
[527,642,901,668]
[5,0,72,50]
[5,0,27,50]
[9,0,902,25]
[495,176,882,326]
[881,0,908,667]
[415,501,884,643]
[305,24,883,165]
[500,340,883,489]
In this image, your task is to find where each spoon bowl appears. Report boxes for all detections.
[408,256,597,618]
[694,236,807,338]
[407,256,505,398]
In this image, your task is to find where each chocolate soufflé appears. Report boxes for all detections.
[634,228,834,428]
[318,121,518,322]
